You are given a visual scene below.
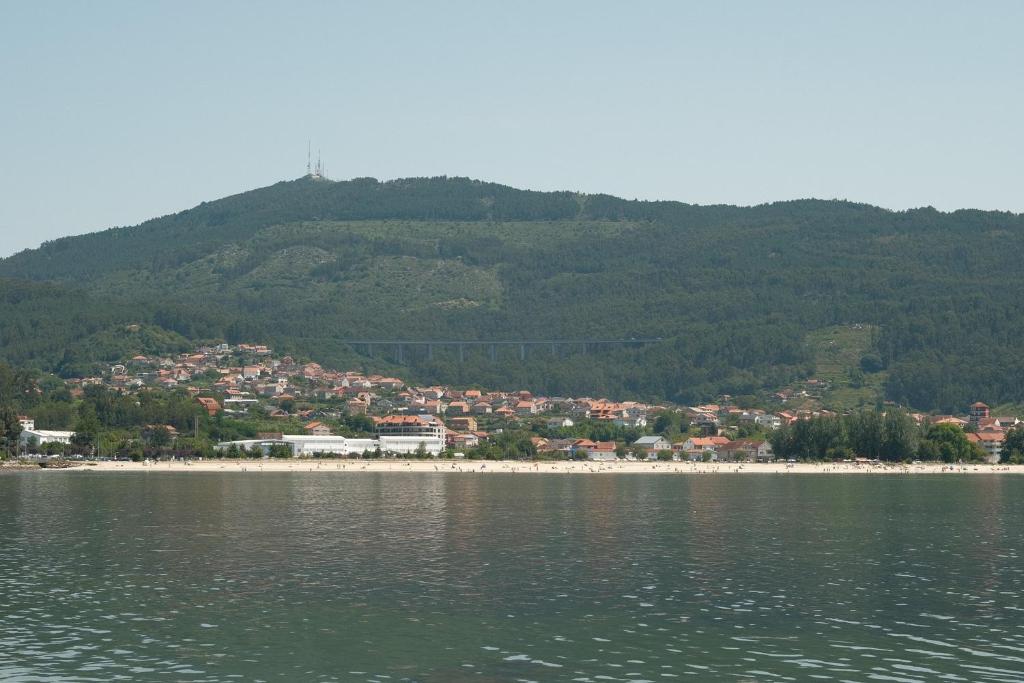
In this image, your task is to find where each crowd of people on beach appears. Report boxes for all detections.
[78,458,1024,475]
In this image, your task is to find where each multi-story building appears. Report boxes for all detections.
[969,402,990,427]
[374,415,447,455]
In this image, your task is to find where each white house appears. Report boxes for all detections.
[755,414,782,430]
[633,435,671,455]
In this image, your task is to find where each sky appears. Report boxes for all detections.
[1,1,1022,255]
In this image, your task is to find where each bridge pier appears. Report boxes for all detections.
[488,344,497,362]
[520,343,526,361]
[396,344,404,364]
[427,344,433,361]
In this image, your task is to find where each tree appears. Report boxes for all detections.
[1001,427,1024,464]
[860,353,884,373]
[72,402,101,454]
[656,449,674,461]
[0,405,21,458]
[881,409,918,462]
[919,424,985,463]
[653,412,678,435]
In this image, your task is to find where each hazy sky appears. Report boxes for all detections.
[1,1,1022,256]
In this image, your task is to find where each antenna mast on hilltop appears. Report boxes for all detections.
[305,142,329,180]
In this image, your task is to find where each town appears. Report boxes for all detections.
[9,340,1021,465]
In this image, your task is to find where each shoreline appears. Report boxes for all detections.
[45,460,1024,475]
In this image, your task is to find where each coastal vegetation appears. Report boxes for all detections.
[768,411,989,463]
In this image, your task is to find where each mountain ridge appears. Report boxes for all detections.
[1,175,1023,411]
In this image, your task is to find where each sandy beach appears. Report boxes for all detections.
[58,459,1024,475]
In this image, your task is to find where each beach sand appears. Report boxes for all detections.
[60,460,1024,474]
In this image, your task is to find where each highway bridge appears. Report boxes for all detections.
[339,338,664,363]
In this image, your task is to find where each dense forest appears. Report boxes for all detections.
[1,175,1023,411]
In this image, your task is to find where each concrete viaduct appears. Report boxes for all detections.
[340,339,664,363]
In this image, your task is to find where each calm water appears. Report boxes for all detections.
[1,472,1023,682]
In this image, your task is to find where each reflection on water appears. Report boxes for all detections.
[1,472,1023,682]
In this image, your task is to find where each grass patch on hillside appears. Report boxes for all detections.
[804,324,886,411]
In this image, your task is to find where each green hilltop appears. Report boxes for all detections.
[2,175,1023,412]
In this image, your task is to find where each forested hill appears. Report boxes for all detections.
[2,175,1023,412]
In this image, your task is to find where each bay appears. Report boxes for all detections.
[1,471,1023,682]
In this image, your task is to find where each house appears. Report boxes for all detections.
[589,401,622,422]
[677,436,731,461]
[615,405,648,429]
[932,415,968,428]
[447,416,478,433]
[346,398,368,415]
[571,439,597,456]
[570,438,619,460]
[515,400,538,416]
[569,402,592,419]
[258,384,284,397]
[678,436,730,451]
[446,401,470,415]
[972,429,1005,463]
[195,397,221,416]
[692,412,720,433]
[584,441,619,461]
[242,365,262,381]
[418,387,445,400]
[717,439,774,462]
[754,414,782,430]
[304,421,332,436]
[632,435,671,457]
[17,416,34,431]
[546,417,574,430]
[142,424,178,442]
[472,402,493,415]
[449,432,480,449]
